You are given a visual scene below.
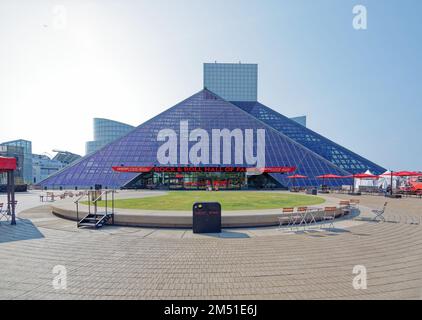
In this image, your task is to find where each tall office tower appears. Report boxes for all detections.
[86,118,134,155]
[203,63,258,101]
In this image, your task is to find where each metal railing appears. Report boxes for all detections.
[74,189,116,227]
[74,191,89,223]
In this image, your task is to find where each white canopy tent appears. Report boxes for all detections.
[377,170,400,189]
[354,170,378,190]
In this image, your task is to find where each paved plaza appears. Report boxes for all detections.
[0,191,422,299]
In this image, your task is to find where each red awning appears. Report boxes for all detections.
[112,166,296,174]
[0,157,17,173]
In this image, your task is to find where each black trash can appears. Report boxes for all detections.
[306,188,317,195]
[193,202,221,234]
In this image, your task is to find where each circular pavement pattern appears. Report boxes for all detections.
[0,196,422,300]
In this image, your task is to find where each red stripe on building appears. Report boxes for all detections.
[112,166,296,174]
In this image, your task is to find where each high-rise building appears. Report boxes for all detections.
[85,118,134,155]
[32,154,64,184]
[52,150,81,165]
[204,63,258,101]
[0,139,83,185]
[0,139,32,184]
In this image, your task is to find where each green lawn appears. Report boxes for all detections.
[89,191,325,211]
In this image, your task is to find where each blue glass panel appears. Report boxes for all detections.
[232,101,386,176]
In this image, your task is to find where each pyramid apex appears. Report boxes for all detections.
[199,88,225,101]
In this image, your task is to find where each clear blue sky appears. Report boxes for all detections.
[0,0,421,170]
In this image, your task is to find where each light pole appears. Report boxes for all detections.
[390,170,394,197]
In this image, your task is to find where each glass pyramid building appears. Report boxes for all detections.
[39,88,385,190]
[232,101,385,175]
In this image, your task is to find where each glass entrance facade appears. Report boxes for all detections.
[125,171,247,190]
[124,171,285,190]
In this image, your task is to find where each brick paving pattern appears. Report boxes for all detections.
[0,194,422,300]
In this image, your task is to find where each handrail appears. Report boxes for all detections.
[92,189,115,203]
[92,191,106,204]
[74,191,88,204]
[74,189,117,228]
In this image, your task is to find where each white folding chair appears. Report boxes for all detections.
[371,202,387,222]
[290,211,304,231]
[298,207,315,230]
[0,202,9,222]
[279,208,295,230]
[349,199,360,210]
[278,214,291,229]
[322,207,337,229]
[339,201,351,217]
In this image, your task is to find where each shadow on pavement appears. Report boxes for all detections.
[202,230,251,239]
[323,228,351,234]
[296,228,352,237]
[0,219,45,244]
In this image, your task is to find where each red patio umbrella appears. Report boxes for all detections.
[344,173,379,179]
[0,157,17,225]
[0,156,17,172]
[391,171,422,177]
[380,171,422,196]
[316,174,344,190]
[316,174,344,179]
[287,174,308,189]
[288,174,308,179]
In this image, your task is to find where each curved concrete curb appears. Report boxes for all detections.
[51,204,346,228]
